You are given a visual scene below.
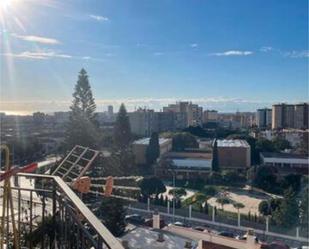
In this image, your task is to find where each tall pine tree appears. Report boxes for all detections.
[145,132,160,165]
[113,103,131,149]
[212,139,219,172]
[65,69,99,149]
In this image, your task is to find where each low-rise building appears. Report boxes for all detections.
[156,151,212,179]
[132,137,172,164]
[260,152,309,176]
[216,139,251,171]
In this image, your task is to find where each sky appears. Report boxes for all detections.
[0,0,308,114]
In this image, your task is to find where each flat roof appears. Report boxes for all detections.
[217,139,250,148]
[133,137,171,145]
[172,159,212,169]
[261,152,309,159]
[121,227,197,249]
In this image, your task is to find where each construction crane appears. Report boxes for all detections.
[0,145,37,249]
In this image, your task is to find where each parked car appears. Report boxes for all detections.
[193,226,205,232]
[173,221,185,227]
[217,231,235,238]
[236,233,259,242]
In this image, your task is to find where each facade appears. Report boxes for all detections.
[156,151,212,179]
[272,103,309,130]
[107,105,113,116]
[174,112,188,130]
[260,152,309,176]
[128,109,156,136]
[163,101,203,127]
[272,104,284,129]
[256,108,272,128]
[153,112,175,133]
[216,139,251,171]
[294,103,309,129]
[132,137,172,164]
[128,109,177,136]
[203,110,218,123]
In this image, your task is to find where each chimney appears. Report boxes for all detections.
[184,241,192,249]
[121,240,130,249]
[157,232,165,242]
[153,210,160,229]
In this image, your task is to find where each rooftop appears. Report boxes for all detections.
[217,139,250,148]
[133,138,171,145]
[261,152,309,159]
[121,226,197,249]
[172,158,212,169]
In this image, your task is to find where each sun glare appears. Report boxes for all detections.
[0,0,13,10]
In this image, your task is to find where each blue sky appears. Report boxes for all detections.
[0,0,308,114]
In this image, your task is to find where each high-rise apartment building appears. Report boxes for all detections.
[107,105,113,116]
[295,103,309,129]
[128,109,155,136]
[272,104,284,129]
[163,101,203,127]
[272,103,308,130]
[128,109,177,136]
[256,108,272,128]
[283,104,295,128]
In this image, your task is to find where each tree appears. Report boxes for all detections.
[272,137,291,151]
[95,197,126,236]
[258,201,271,216]
[114,103,131,149]
[255,138,276,154]
[65,69,99,149]
[280,174,302,193]
[172,132,198,151]
[216,197,230,210]
[299,188,309,232]
[233,202,245,211]
[272,188,299,228]
[168,188,187,199]
[145,132,160,165]
[212,139,219,172]
[222,170,246,186]
[204,201,209,215]
[138,177,166,198]
[202,186,218,197]
[253,166,278,193]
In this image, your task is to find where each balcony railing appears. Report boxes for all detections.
[0,172,124,249]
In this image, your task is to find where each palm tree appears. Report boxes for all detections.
[216,197,230,210]
[233,202,245,212]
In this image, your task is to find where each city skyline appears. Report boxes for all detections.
[1,0,308,114]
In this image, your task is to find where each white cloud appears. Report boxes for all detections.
[153,52,164,56]
[89,15,109,22]
[283,50,309,58]
[260,46,273,52]
[3,51,72,60]
[190,43,198,48]
[210,50,253,56]
[12,34,60,45]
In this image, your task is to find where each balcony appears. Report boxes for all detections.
[0,172,124,249]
